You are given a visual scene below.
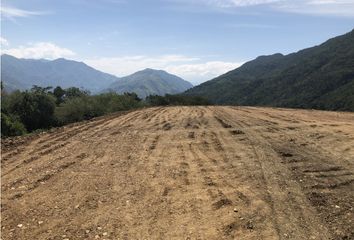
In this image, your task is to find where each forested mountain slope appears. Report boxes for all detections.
[105,68,193,98]
[186,29,354,111]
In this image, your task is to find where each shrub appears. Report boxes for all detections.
[4,90,56,131]
[55,96,103,124]
[1,113,27,137]
[146,94,210,106]
[55,92,143,124]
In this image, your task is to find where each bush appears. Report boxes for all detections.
[55,92,142,125]
[55,96,103,124]
[146,94,210,106]
[94,93,142,113]
[1,113,27,137]
[3,90,56,131]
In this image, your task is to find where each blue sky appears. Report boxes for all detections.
[1,0,354,84]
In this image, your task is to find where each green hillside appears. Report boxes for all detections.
[186,29,354,111]
[105,68,193,99]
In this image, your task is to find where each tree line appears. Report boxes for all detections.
[1,84,210,137]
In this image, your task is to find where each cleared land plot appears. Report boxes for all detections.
[2,106,354,239]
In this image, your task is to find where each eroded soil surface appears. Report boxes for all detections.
[1,106,354,239]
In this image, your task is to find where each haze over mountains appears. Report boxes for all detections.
[104,68,193,99]
[186,29,354,111]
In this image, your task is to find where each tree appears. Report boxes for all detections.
[31,85,53,94]
[146,95,169,106]
[8,91,56,131]
[124,92,141,102]
[53,86,66,105]
[64,87,89,99]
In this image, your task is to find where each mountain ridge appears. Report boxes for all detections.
[1,55,193,98]
[105,68,193,98]
[1,54,119,93]
[185,29,354,111]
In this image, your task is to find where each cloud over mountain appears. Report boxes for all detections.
[2,42,75,60]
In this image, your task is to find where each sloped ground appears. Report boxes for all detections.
[1,106,354,239]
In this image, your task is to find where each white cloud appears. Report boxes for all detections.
[2,42,76,59]
[275,0,354,17]
[166,61,243,84]
[1,6,48,19]
[0,37,9,46]
[206,0,283,7]
[196,0,354,17]
[85,55,243,84]
[85,55,198,76]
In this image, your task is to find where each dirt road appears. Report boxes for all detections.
[2,106,354,239]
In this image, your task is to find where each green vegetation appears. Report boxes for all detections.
[186,29,354,111]
[1,86,143,137]
[146,94,210,106]
[4,87,57,131]
[55,92,142,125]
[1,85,209,137]
[1,113,27,137]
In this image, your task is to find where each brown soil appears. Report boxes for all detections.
[1,106,354,239]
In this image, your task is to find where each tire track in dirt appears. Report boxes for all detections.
[182,110,279,239]
[229,106,354,239]
[2,110,145,203]
[1,110,133,169]
[2,113,127,176]
[2,106,353,240]
[213,107,332,239]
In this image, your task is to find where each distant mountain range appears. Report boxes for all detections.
[1,55,193,98]
[186,29,354,111]
[1,54,118,93]
[104,68,193,98]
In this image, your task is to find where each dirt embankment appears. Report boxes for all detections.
[2,106,354,239]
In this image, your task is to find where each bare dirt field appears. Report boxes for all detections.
[1,106,354,240]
